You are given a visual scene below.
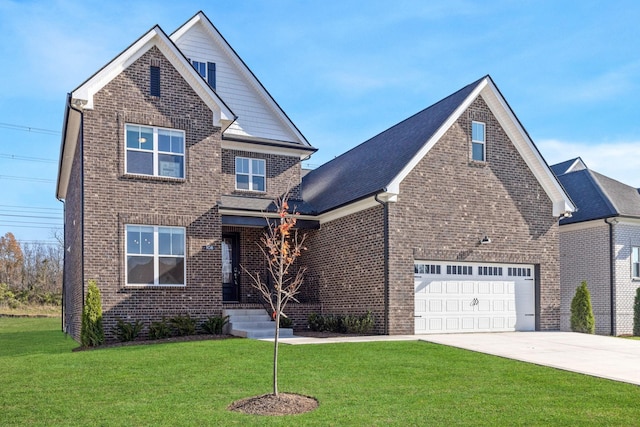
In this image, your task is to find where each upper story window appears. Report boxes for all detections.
[126,225,185,286]
[235,157,265,192]
[632,247,640,279]
[150,65,161,96]
[471,121,486,162]
[125,124,185,179]
[192,60,216,89]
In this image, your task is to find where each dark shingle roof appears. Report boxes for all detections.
[219,195,317,215]
[301,76,487,213]
[550,158,580,176]
[552,160,640,224]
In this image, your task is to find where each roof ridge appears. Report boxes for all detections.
[587,169,620,215]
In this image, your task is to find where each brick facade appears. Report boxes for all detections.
[612,221,640,335]
[387,96,560,333]
[559,222,611,334]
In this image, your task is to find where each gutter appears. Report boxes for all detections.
[605,217,618,335]
[374,191,390,335]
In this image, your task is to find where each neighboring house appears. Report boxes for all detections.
[552,158,640,335]
[57,11,574,342]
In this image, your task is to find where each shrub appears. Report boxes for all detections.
[169,314,197,336]
[342,311,374,334]
[570,281,595,334]
[279,316,293,329]
[81,280,104,347]
[634,287,640,336]
[201,315,229,335]
[114,318,144,342]
[149,318,172,340]
[308,312,374,334]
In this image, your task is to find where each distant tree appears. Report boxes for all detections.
[570,281,595,334]
[243,193,307,396]
[0,232,23,287]
[633,287,640,336]
[81,280,104,347]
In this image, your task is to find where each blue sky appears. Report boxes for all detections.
[1,0,639,244]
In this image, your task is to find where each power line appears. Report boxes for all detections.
[0,213,62,220]
[0,122,60,136]
[0,204,62,211]
[0,175,55,184]
[0,224,61,229]
[0,153,57,164]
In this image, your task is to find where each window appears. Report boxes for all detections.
[446,265,472,275]
[235,157,265,191]
[126,225,185,286]
[150,66,160,96]
[192,60,216,89]
[472,121,485,161]
[414,263,441,274]
[478,266,503,276]
[633,247,640,278]
[125,124,184,178]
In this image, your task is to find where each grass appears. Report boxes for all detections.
[0,303,61,317]
[2,318,640,426]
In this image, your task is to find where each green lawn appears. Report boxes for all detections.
[2,318,640,426]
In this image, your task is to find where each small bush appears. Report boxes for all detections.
[169,314,197,336]
[570,281,595,334]
[279,315,293,329]
[201,315,229,335]
[114,318,144,342]
[343,311,374,334]
[633,287,640,336]
[149,318,172,340]
[308,311,375,334]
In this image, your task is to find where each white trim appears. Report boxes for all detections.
[171,12,310,147]
[218,208,317,221]
[558,219,608,232]
[471,120,486,162]
[235,156,266,192]
[124,124,185,178]
[125,225,186,287]
[386,76,575,218]
[318,196,381,224]
[71,26,234,127]
[221,139,313,159]
[565,158,587,174]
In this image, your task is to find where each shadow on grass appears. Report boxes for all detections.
[0,329,76,357]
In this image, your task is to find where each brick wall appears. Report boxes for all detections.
[559,222,611,334]
[612,221,640,335]
[81,46,225,342]
[303,206,386,333]
[221,149,301,199]
[63,132,84,341]
[387,96,561,334]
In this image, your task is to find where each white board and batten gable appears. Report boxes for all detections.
[385,76,575,218]
[171,12,314,158]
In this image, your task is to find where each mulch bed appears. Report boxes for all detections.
[72,334,236,352]
[228,393,318,416]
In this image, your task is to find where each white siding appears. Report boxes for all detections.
[174,24,299,143]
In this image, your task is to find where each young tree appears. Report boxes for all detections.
[570,281,595,334]
[81,280,105,347]
[633,287,640,336]
[0,232,23,287]
[243,194,307,396]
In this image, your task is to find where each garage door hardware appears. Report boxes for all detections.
[470,298,479,306]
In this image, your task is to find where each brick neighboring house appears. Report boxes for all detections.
[57,11,574,343]
[552,158,640,335]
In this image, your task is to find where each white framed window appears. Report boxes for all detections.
[125,124,185,178]
[632,247,640,279]
[126,225,185,286]
[235,157,266,192]
[472,121,486,161]
[192,60,216,89]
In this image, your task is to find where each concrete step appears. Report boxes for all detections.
[223,308,267,317]
[231,327,294,339]
[229,321,275,329]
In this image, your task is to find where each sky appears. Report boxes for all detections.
[1,0,640,244]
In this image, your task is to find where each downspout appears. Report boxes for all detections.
[605,218,617,336]
[374,192,390,335]
[56,198,65,333]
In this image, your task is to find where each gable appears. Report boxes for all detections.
[171,12,310,147]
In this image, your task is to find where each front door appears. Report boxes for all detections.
[222,234,239,302]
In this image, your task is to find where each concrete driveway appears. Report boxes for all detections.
[421,332,640,386]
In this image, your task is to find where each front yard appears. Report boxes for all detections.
[2,317,640,426]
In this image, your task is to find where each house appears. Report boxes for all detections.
[57,11,574,342]
[552,158,640,335]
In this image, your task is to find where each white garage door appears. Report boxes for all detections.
[414,261,535,334]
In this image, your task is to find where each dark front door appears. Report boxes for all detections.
[222,234,240,302]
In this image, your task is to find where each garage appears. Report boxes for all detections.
[414,261,535,334]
